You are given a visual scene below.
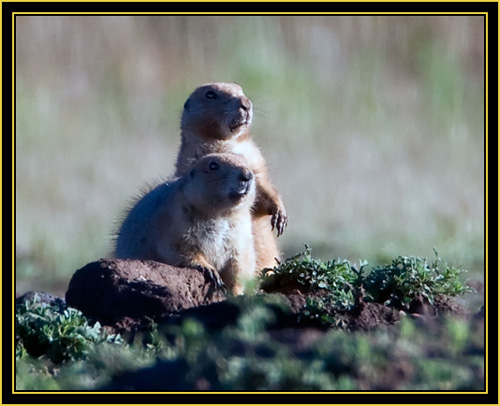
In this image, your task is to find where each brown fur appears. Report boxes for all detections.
[114,153,257,295]
[175,83,287,271]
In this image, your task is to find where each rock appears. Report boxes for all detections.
[65,258,226,330]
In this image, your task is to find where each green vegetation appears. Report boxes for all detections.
[15,295,118,364]
[261,246,473,326]
[261,246,364,311]
[16,250,482,391]
[364,250,472,309]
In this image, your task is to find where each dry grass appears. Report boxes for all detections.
[15,15,485,296]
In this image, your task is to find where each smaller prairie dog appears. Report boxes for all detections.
[176,82,287,271]
[114,153,257,295]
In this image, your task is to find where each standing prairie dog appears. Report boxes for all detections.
[176,82,287,271]
[114,153,257,295]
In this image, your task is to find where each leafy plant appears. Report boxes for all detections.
[363,249,473,310]
[260,245,366,312]
[260,246,472,326]
[16,294,104,364]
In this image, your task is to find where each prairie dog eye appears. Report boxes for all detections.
[205,90,217,99]
[208,161,220,171]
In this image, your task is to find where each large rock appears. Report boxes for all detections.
[65,258,226,329]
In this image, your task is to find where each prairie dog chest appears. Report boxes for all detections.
[179,135,264,174]
[189,217,234,266]
[225,139,265,172]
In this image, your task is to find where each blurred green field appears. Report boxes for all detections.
[15,15,485,298]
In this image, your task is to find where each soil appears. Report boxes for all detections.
[64,258,226,330]
[18,258,470,334]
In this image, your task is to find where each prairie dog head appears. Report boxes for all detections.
[182,153,256,214]
[181,83,253,140]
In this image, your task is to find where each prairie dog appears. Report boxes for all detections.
[114,153,257,295]
[176,82,287,271]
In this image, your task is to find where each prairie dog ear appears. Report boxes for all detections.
[183,98,191,110]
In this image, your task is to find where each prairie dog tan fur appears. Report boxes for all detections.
[176,82,287,271]
[114,153,257,295]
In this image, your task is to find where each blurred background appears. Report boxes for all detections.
[15,15,485,299]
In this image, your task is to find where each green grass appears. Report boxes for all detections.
[15,16,484,299]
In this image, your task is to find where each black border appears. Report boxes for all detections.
[5,2,498,404]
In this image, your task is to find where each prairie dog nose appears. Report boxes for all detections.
[239,170,254,182]
[240,97,252,112]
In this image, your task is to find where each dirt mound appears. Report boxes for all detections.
[65,258,226,330]
[61,258,467,333]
